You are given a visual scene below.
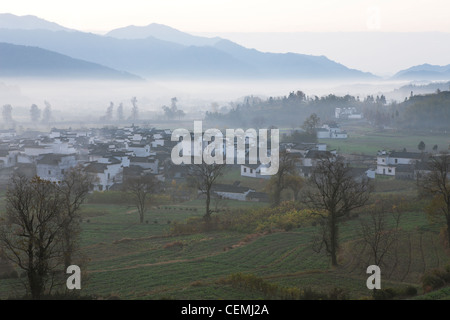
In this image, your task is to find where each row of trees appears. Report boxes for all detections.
[206,89,450,131]
[99,97,186,123]
[2,102,53,124]
[100,97,138,123]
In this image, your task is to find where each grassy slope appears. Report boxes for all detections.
[320,123,449,155]
[1,197,448,299]
[0,128,449,300]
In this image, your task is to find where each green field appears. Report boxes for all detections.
[1,127,450,300]
[1,191,449,300]
[320,123,449,155]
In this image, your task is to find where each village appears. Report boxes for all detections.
[0,122,435,203]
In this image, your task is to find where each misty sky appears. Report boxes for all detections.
[1,1,450,75]
[1,0,450,33]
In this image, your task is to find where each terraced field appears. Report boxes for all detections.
[1,172,449,300]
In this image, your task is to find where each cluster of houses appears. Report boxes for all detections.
[0,127,176,191]
[335,107,363,120]
[0,125,439,204]
[316,123,348,139]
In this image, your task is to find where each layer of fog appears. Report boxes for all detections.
[0,77,420,125]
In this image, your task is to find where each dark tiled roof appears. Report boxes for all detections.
[130,156,156,163]
[212,183,251,194]
[305,150,332,159]
[123,165,144,176]
[37,154,75,165]
[389,151,424,159]
[241,163,262,170]
[246,191,269,201]
[395,164,415,173]
[85,163,108,173]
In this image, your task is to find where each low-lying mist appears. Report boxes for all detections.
[0,77,416,126]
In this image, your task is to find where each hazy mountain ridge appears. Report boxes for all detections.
[0,14,378,80]
[0,42,142,80]
[106,23,222,47]
[393,64,450,80]
[0,13,73,32]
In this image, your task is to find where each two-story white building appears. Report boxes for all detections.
[316,124,348,139]
[127,142,151,157]
[36,153,78,182]
[376,150,424,176]
[85,159,123,191]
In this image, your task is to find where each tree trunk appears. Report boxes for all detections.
[446,213,450,246]
[330,215,338,267]
[205,190,211,221]
[139,209,144,223]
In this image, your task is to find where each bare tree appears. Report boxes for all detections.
[418,153,450,245]
[130,96,138,123]
[54,164,95,268]
[189,163,227,221]
[358,204,402,267]
[42,101,52,124]
[30,104,41,122]
[284,174,304,201]
[2,104,13,123]
[105,102,114,122]
[124,174,159,223]
[301,113,320,136]
[117,102,124,122]
[0,175,68,299]
[305,155,372,266]
[265,151,301,206]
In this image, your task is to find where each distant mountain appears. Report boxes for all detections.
[213,39,374,79]
[393,64,450,80]
[0,13,73,32]
[0,42,142,80]
[106,23,221,47]
[0,15,378,80]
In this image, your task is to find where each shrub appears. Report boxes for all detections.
[375,286,418,299]
[421,268,450,292]
[227,273,344,300]
[402,286,418,297]
[163,241,184,249]
[373,288,396,300]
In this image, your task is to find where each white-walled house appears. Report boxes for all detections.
[36,154,78,182]
[316,124,348,139]
[302,150,336,167]
[0,129,16,139]
[376,150,424,176]
[284,142,327,157]
[85,161,123,191]
[151,139,165,148]
[130,156,159,174]
[212,183,255,201]
[23,145,53,157]
[127,142,151,157]
[0,149,19,168]
[335,107,363,119]
[241,164,262,178]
